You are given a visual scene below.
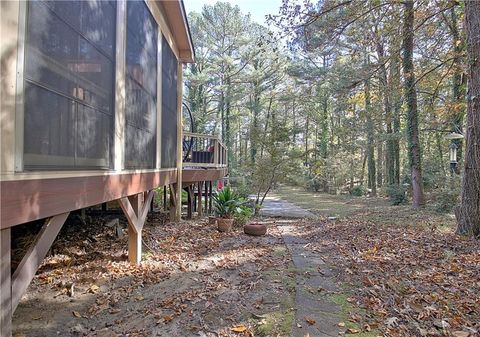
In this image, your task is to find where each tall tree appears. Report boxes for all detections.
[456,0,480,236]
[402,0,425,208]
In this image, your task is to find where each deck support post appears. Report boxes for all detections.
[186,185,194,219]
[209,181,213,214]
[198,182,204,217]
[118,191,154,265]
[1,228,12,337]
[204,181,209,214]
[169,184,177,221]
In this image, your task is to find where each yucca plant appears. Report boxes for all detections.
[212,186,242,218]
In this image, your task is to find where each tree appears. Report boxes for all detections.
[456,0,480,237]
[402,0,425,208]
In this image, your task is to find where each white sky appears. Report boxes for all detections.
[184,0,283,25]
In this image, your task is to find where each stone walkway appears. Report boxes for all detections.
[260,195,316,219]
[262,197,342,337]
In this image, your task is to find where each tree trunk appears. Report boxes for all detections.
[365,76,376,196]
[390,39,402,185]
[456,0,480,237]
[377,39,395,186]
[402,0,425,208]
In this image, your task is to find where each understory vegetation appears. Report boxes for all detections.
[185,0,479,235]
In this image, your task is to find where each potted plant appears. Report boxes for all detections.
[212,186,241,232]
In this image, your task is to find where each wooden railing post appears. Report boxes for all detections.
[213,138,219,166]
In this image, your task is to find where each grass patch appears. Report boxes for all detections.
[271,185,456,229]
[328,292,378,337]
[255,309,295,337]
[255,262,296,336]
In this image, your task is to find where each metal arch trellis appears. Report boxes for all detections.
[182,102,195,162]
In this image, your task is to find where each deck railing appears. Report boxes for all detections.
[182,132,227,168]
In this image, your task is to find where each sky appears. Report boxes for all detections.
[184,0,283,25]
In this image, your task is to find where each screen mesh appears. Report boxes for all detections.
[161,36,178,169]
[23,0,116,170]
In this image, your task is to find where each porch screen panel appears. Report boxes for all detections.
[125,1,157,169]
[161,36,178,169]
[23,0,116,169]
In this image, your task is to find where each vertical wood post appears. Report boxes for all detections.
[114,0,126,171]
[169,184,177,221]
[163,187,167,211]
[198,182,203,217]
[175,62,183,221]
[213,138,219,166]
[118,191,154,265]
[204,181,209,214]
[128,194,141,265]
[186,186,193,219]
[0,229,12,337]
[209,181,213,214]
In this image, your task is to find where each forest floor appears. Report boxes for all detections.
[11,187,480,337]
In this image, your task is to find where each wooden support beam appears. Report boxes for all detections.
[186,185,193,219]
[163,187,167,211]
[11,212,70,312]
[205,181,209,214]
[118,191,154,265]
[209,181,213,214]
[1,228,12,337]
[169,184,177,221]
[198,182,204,217]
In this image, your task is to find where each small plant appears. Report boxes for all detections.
[212,186,242,218]
[305,172,321,192]
[234,203,254,226]
[351,185,367,197]
[434,177,461,213]
[386,184,408,205]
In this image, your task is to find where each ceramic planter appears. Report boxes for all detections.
[244,223,267,236]
[217,218,234,232]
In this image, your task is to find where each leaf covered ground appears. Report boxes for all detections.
[11,193,480,337]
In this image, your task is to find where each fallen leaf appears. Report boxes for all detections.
[163,315,174,323]
[89,285,100,294]
[72,311,81,318]
[346,328,360,334]
[305,317,316,325]
[231,324,247,333]
[452,332,469,337]
[338,322,346,327]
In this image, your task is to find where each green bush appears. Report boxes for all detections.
[234,183,251,200]
[434,178,461,213]
[386,184,408,205]
[212,186,246,218]
[234,203,254,226]
[351,185,367,197]
[305,173,321,192]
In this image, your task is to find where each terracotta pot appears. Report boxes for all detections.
[208,216,217,225]
[217,218,234,232]
[244,223,267,236]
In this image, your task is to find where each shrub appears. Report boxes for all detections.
[351,185,367,197]
[386,184,408,205]
[305,173,321,192]
[234,183,251,200]
[434,177,461,213]
[212,186,246,218]
[234,203,254,226]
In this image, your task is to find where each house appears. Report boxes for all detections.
[0,1,227,335]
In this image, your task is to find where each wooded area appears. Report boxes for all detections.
[184,0,479,236]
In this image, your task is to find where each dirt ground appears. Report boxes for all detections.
[11,191,480,337]
[12,213,298,337]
